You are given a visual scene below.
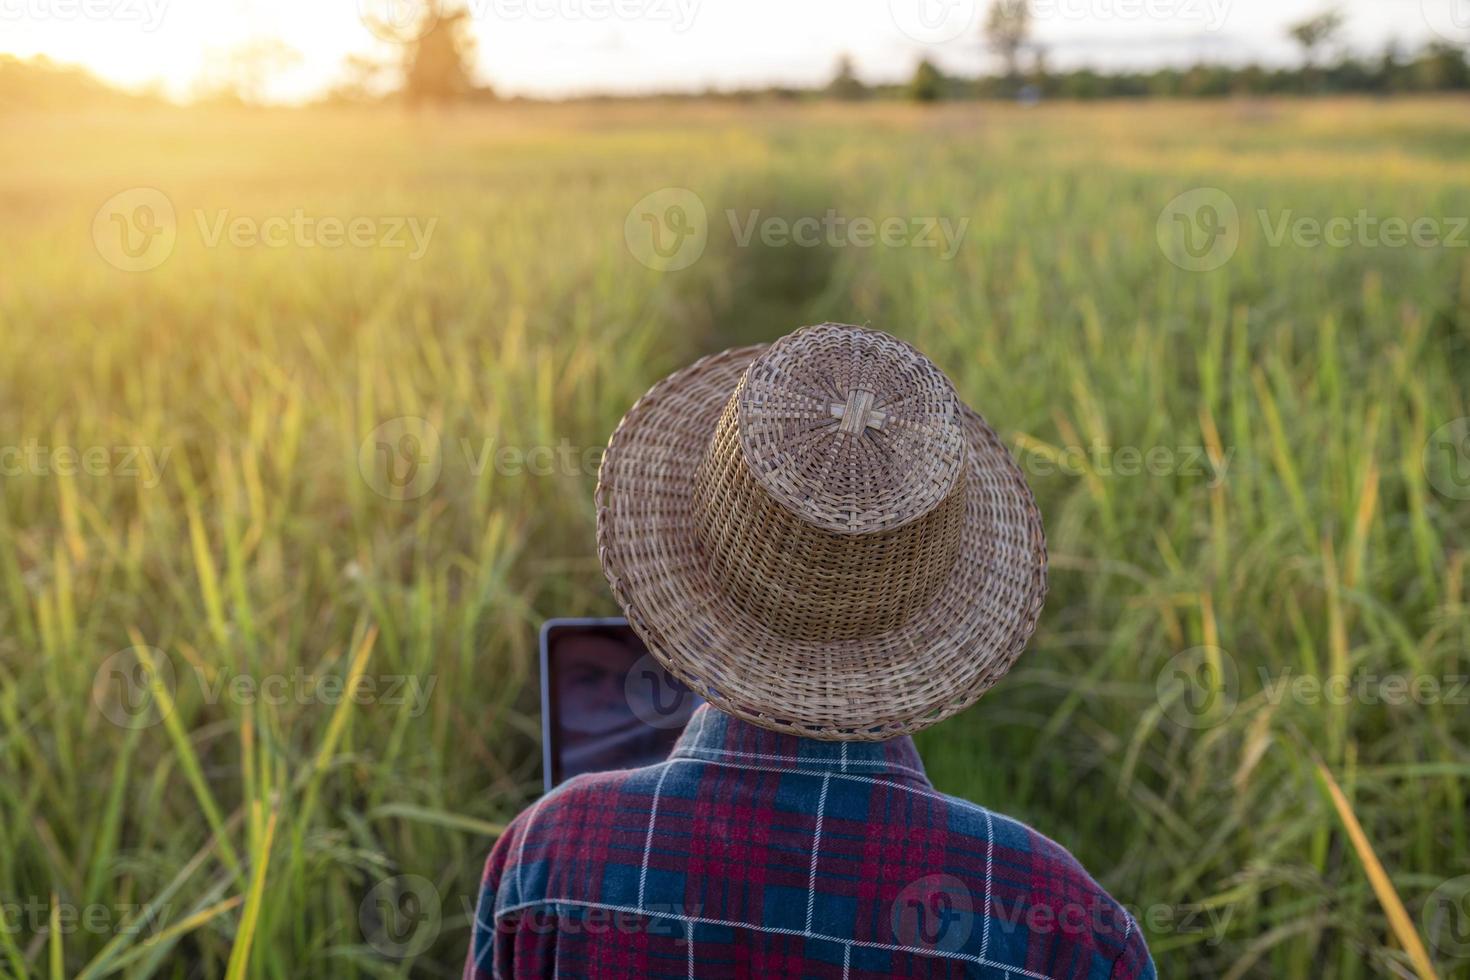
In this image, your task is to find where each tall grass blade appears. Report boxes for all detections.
[224,803,278,980]
[1316,761,1439,980]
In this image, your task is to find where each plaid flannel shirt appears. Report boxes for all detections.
[466,704,1156,979]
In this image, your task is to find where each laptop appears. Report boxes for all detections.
[538,617,703,793]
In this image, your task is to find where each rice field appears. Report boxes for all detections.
[1,96,1468,978]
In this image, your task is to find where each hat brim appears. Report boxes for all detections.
[596,344,1048,740]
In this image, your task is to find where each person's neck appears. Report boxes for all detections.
[668,704,932,786]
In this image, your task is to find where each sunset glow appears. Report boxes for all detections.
[0,0,1450,103]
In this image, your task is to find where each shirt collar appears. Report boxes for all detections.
[669,704,932,786]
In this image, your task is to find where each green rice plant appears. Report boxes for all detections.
[0,97,1466,977]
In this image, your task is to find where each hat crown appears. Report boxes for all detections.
[693,325,971,642]
[596,322,1049,739]
[736,324,967,534]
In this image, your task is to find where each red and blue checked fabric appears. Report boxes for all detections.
[466,704,1156,979]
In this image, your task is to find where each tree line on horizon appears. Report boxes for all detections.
[369,2,1470,105]
[827,6,1469,104]
[1,2,1467,110]
[884,42,1470,103]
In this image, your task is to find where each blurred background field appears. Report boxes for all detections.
[1,96,1469,978]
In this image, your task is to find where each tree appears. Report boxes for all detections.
[827,54,867,101]
[1287,9,1345,73]
[985,0,1031,90]
[328,54,394,104]
[1377,40,1406,93]
[199,39,301,105]
[909,59,945,103]
[403,4,478,105]
[1028,44,1049,97]
[1413,42,1470,91]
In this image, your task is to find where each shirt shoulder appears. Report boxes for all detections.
[934,792,1151,978]
[480,761,1154,979]
[482,763,673,915]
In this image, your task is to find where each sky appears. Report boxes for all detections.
[0,0,1463,103]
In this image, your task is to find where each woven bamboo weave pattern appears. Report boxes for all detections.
[596,323,1047,740]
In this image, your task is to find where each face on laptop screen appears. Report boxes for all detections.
[542,620,702,791]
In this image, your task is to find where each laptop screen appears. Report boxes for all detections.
[540,619,702,792]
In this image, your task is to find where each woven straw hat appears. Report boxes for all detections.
[596,323,1047,741]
